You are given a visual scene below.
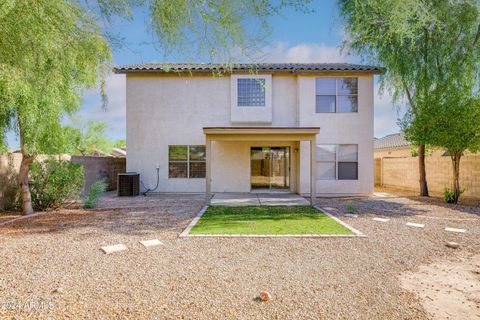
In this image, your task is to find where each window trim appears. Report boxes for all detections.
[316,144,359,180]
[315,77,358,113]
[168,145,206,179]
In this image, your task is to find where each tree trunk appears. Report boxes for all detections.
[451,152,462,204]
[18,153,35,215]
[418,144,429,196]
[18,122,35,215]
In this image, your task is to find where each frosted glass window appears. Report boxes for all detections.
[237,78,265,106]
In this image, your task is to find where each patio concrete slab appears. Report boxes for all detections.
[211,193,260,206]
[211,193,309,206]
[258,193,310,206]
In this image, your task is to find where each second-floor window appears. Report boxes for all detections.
[315,78,358,113]
[237,78,266,107]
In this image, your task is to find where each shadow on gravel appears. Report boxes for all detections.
[316,195,479,218]
[0,201,204,237]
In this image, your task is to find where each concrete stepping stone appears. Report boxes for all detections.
[100,244,127,255]
[406,222,425,228]
[139,239,164,248]
[373,217,389,222]
[345,214,358,218]
[445,227,466,233]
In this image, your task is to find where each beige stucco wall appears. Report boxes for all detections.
[126,73,374,195]
[211,141,299,193]
[297,75,374,196]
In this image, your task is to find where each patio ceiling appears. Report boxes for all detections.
[203,127,320,141]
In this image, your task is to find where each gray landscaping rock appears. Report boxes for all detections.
[445,242,460,249]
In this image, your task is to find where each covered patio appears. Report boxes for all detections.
[204,127,320,206]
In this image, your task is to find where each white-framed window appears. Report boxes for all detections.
[168,145,206,178]
[316,144,358,180]
[315,78,358,113]
[237,78,266,106]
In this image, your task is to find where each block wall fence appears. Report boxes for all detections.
[375,155,480,200]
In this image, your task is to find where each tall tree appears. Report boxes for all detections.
[338,0,445,196]
[404,84,480,203]
[1,0,310,215]
[0,0,111,214]
[401,1,480,203]
[339,0,479,200]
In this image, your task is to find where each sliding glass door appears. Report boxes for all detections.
[251,147,290,191]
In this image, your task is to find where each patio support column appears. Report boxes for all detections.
[310,138,316,206]
[205,137,212,205]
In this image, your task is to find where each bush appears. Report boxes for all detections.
[345,201,358,214]
[83,180,107,209]
[443,187,464,204]
[29,160,84,211]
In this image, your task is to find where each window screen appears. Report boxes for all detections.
[316,144,336,180]
[316,144,359,180]
[237,78,266,106]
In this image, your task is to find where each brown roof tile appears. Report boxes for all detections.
[114,63,383,74]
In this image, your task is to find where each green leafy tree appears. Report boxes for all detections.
[90,0,312,61]
[404,84,480,203]
[1,0,310,215]
[62,120,114,156]
[113,139,126,149]
[400,1,480,203]
[339,0,480,198]
[0,0,111,215]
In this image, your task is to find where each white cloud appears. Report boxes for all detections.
[256,42,349,63]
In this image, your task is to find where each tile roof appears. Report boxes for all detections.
[374,133,411,150]
[114,63,383,74]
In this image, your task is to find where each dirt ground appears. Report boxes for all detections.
[0,192,478,319]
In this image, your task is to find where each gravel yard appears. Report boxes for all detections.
[0,193,479,319]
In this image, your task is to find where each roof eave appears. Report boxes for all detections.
[113,68,383,75]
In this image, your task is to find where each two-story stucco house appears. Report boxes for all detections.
[114,63,381,204]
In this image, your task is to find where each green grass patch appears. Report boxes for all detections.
[189,206,354,235]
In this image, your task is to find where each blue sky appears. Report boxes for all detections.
[8,0,404,148]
